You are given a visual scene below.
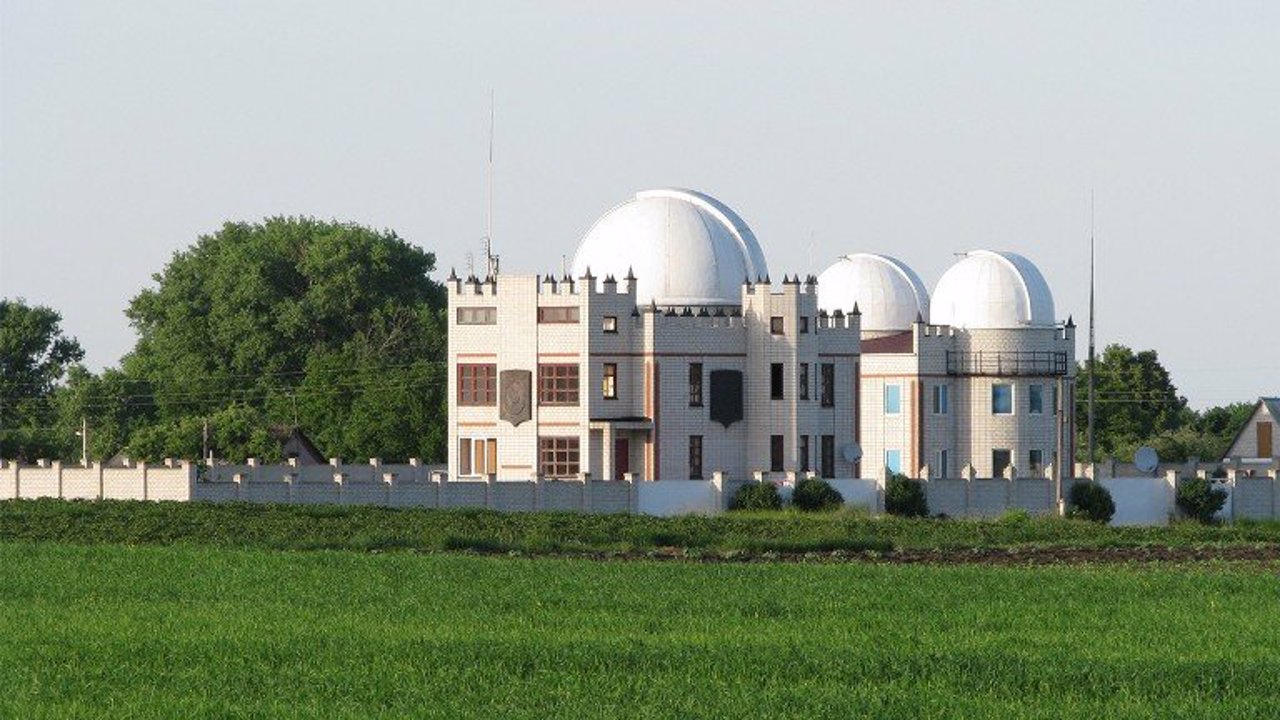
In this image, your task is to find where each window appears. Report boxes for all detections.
[1052,385,1059,414]
[457,364,497,406]
[932,384,949,415]
[821,435,835,478]
[771,316,785,335]
[1029,384,1044,415]
[458,438,497,476]
[820,364,835,407]
[602,363,617,399]
[688,435,703,479]
[799,363,810,401]
[688,363,703,407]
[937,449,949,479]
[992,449,1012,477]
[1029,449,1044,472]
[885,449,903,476]
[884,384,902,415]
[602,315,618,333]
[539,437,580,478]
[456,307,496,325]
[799,435,810,473]
[770,435,784,472]
[770,363,784,400]
[991,384,1013,415]
[538,306,579,323]
[538,364,579,405]
[800,316,810,334]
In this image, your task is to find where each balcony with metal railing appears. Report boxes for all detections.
[946,350,1069,377]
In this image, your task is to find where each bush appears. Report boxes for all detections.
[1067,482,1115,523]
[885,474,929,517]
[730,482,782,511]
[792,478,844,512]
[1176,478,1228,524]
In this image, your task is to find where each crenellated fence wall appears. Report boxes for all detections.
[0,457,1276,525]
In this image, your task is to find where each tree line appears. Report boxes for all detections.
[0,216,1257,465]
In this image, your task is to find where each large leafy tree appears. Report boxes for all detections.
[0,300,85,459]
[87,216,447,462]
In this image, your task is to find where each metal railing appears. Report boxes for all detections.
[946,350,1069,376]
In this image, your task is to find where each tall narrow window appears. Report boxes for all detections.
[770,435,784,472]
[770,363,784,400]
[937,449,949,479]
[458,439,472,476]
[992,449,1012,477]
[932,385,949,415]
[770,316,785,335]
[799,435,810,473]
[884,384,902,415]
[799,363,810,401]
[1029,449,1044,472]
[821,435,835,478]
[820,364,835,407]
[457,364,497,406]
[800,317,810,334]
[688,435,703,480]
[1028,384,1044,415]
[602,363,617,399]
[538,364,580,405]
[688,363,703,407]
[991,384,1013,415]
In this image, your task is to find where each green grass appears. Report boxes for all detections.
[2,499,1279,557]
[0,542,1277,718]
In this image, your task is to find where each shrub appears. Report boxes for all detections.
[1067,482,1115,523]
[885,474,929,518]
[1176,478,1228,524]
[792,478,844,512]
[730,482,782,511]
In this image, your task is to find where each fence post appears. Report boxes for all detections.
[579,472,592,513]
[711,471,725,510]
[1270,469,1279,521]
[624,472,636,513]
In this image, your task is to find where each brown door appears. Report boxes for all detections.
[614,438,630,480]
[1259,422,1273,458]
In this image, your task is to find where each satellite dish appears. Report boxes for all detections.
[841,443,862,463]
[1134,446,1159,473]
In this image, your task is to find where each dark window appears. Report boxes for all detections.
[688,435,703,479]
[799,435,810,473]
[770,435,784,472]
[770,363,784,400]
[937,449,949,478]
[992,384,1013,415]
[602,315,618,333]
[821,435,835,479]
[1029,449,1043,472]
[689,363,703,407]
[538,306,579,323]
[800,316,810,334]
[457,364,497,406]
[602,363,617,399]
[799,363,810,400]
[770,316,784,335]
[709,370,744,427]
[820,363,835,407]
[458,439,471,476]
[538,364,579,405]
[992,449,1012,478]
[539,437,580,478]
[1029,384,1044,415]
[456,307,497,325]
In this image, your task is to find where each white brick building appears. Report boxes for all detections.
[448,189,1076,484]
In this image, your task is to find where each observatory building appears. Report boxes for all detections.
[448,188,1075,484]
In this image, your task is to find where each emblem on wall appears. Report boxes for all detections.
[499,369,532,426]
[709,369,744,428]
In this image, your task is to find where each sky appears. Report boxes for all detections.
[2,0,1277,408]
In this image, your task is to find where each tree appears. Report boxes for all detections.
[0,300,84,460]
[89,217,447,462]
[1076,344,1186,462]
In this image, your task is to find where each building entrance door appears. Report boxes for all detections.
[614,438,630,480]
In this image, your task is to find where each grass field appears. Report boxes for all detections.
[1,542,1278,719]
[4,499,1280,558]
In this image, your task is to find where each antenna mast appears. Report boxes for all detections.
[1087,190,1097,465]
[482,90,499,278]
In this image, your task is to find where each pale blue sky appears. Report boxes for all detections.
[2,1,1277,407]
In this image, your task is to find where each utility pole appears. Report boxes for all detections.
[1087,191,1097,465]
[75,417,88,466]
[202,418,210,465]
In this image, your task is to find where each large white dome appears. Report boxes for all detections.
[816,253,929,332]
[930,250,1056,329]
[570,188,769,306]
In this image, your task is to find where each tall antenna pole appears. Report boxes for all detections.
[482,89,499,278]
[1087,190,1097,464]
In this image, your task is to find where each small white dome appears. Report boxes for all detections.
[930,250,1056,329]
[571,188,768,306]
[816,253,929,332]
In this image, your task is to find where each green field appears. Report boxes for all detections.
[2,541,1278,719]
